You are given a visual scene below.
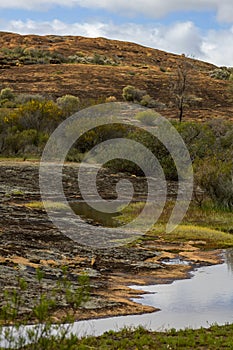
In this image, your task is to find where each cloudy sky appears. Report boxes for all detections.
[0,1,233,66]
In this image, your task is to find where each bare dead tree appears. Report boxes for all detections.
[171,56,192,122]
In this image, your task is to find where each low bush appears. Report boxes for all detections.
[140,94,158,108]
[122,85,164,109]
[15,93,46,104]
[56,94,80,117]
[0,87,15,101]
[67,53,118,66]
[135,110,160,126]
[122,85,146,102]
[194,157,233,210]
[210,67,232,80]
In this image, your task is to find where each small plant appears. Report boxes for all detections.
[210,67,231,80]
[160,66,166,72]
[56,94,80,117]
[194,157,233,210]
[122,85,146,102]
[140,94,157,108]
[105,96,117,103]
[135,110,160,126]
[25,200,68,210]
[10,189,25,196]
[92,53,105,65]
[15,93,46,104]
[128,71,136,76]
[0,88,15,102]
[0,268,90,349]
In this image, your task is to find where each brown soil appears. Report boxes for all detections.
[0,32,232,121]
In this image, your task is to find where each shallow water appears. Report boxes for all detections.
[1,250,233,347]
[70,201,121,227]
[70,249,233,336]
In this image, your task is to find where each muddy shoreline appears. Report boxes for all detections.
[0,161,222,322]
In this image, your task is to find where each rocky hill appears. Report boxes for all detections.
[0,31,232,121]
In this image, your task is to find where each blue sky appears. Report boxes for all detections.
[0,1,233,66]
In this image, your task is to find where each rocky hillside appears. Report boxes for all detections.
[0,31,232,121]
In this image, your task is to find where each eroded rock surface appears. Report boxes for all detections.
[0,162,220,321]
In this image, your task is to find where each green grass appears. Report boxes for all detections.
[117,200,233,249]
[16,324,233,349]
[25,199,233,248]
[25,201,68,210]
[0,156,40,161]
[10,189,25,196]
[77,324,233,349]
[163,224,233,248]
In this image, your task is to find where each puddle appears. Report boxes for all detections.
[2,250,233,347]
[70,249,233,336]
[70,201,123,227]
[160,257,190,266]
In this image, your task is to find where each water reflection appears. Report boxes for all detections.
[2,250,233,347]
[67,204,233,333]
[71,251,233,336]
[70,201,121,227]
[224,248,233,272]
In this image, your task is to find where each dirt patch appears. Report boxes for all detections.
[0,33,232,122]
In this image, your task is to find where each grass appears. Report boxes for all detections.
[1,200,233,348]
[14,324,233,349]
[0,156,40,162]
[163,224,233,248]
[117,200,233,249]
[25,199,233,248]
[10,189,25,196]
[77,324,233,349]
[25,201,68,210]
[79,325,233,349]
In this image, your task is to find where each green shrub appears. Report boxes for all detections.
[3,129,46,155]
[127,128,177,180]
[15,93,46,104]
[92,53,105,65]
[0,99,16,108]
[140,94,157,108]
[210,67,231,80]
[194,157,233,210]
[67,53,118,66]
[75,123,131,153]
[105,158,144,176]
[175,122,215,159]
[56,94,80,117]
[67,54,87,63]
[122,86,163,109]
[122,85,146,102]
[184,94,203,108]
[0,88,15,101]
[160,66,166,72]
[101,124,177,180]
[0,47,67,66]
[135,110,160,126]
[66,149,85,162]
[105,96,117,103]
[13,99,63,132]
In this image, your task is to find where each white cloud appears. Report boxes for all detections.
[0,1,233,22]
[202,27,233,66]
[2,18,233,66]
[5,19,106,37]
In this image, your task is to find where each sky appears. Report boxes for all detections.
[0,1,233,66]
